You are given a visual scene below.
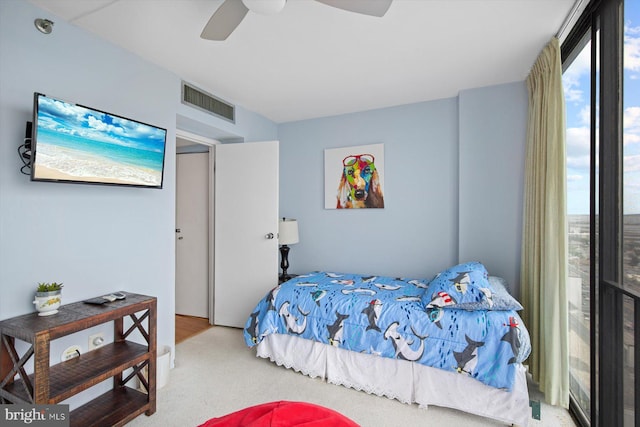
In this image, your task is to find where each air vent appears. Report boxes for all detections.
[182,82,235,123]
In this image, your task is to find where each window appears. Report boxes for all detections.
[562,0,639,425]
[564,33,596,421]
[622,2,639,424]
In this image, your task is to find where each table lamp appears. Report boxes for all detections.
[278,218,299,282]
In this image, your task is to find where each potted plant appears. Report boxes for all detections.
[33,282,63,316]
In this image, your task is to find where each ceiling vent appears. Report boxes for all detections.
[182,82,235,123]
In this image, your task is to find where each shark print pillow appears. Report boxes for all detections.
[422,261,522,311]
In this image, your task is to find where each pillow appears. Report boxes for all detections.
[422,261,522,311]
[484,276,523,311]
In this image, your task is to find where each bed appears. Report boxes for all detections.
[243,261,532,426]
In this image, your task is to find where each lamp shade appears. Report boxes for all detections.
[279,218,299,245]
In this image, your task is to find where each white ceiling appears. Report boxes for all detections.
[28,0,577,124]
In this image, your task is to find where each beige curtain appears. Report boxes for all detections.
[521,37,569,408]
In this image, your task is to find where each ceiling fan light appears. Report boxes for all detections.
[242,0,286,15]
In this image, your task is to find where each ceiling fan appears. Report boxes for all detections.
[201,0,393,41]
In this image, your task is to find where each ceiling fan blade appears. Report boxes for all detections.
[314,0,392,17]
[201,0,250,41]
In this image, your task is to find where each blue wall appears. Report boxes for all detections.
[0,2,176,404]
[278,99,459,279]
[459,83,527,295]
[0,1,174,336]
[279,82,527,287]
[0,0,276,408]
[0,0,527,410]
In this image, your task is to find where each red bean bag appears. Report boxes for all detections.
[198,401,359,427]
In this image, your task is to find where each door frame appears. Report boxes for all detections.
[176,129,218,325]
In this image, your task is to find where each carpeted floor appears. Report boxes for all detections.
[128,326,577,427]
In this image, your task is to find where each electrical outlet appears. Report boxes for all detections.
[89,332,105,350]
[61,345,81,362]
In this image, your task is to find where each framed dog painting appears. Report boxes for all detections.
[324,143,385,209]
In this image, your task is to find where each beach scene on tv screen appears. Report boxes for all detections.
[33,95,166,187]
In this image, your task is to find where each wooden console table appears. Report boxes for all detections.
[0,292,156,427]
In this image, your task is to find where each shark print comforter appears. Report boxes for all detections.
[243,271,531,391]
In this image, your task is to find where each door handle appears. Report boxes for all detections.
[178,236,183,240]
[265,233,274,239]
[176,228,181,233]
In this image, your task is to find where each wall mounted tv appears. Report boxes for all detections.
[31,92,167,188]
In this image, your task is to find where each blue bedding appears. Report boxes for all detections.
[244,271,531,391]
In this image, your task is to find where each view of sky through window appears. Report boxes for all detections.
[624,2,640,216]
[564,1,640,215]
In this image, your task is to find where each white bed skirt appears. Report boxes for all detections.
[256,333,530,427]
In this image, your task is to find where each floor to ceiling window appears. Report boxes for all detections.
[564,31,597,423]
[562,0,638,425]
[622,1,639,424]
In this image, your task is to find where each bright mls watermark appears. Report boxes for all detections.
[0,405,69,426]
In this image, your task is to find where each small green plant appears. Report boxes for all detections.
[36,282,64,293]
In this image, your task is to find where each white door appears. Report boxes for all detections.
[214,141,279,328]
[176,152,210,318]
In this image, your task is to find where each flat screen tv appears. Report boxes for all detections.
[31,93,167,188]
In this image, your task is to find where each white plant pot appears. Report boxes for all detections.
[33,291,62,316]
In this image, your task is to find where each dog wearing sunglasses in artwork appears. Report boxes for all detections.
[336,153,385,209]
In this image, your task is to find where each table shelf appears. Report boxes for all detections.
[70,387,150,427]
[0,292,157,425]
